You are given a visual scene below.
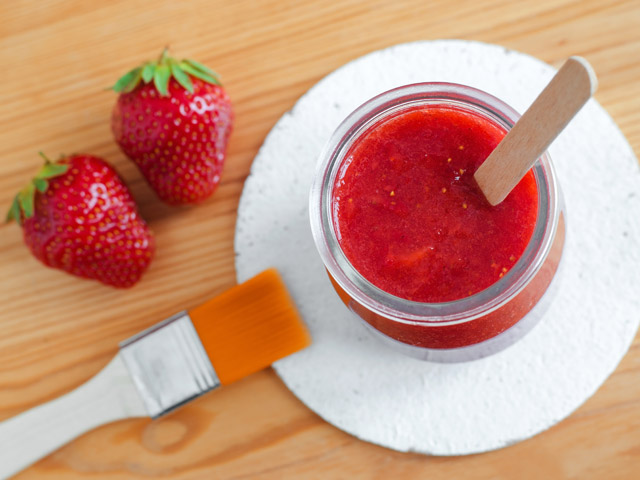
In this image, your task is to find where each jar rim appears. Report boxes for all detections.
[309,82,560,326]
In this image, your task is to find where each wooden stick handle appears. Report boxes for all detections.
[0,355,146,479]
[474,56,597,205]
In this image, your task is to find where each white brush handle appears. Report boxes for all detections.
[0,354,147,480]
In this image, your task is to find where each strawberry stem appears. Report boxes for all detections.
[38,151,51,164]
[158,46,170,64]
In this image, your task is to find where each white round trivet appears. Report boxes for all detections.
[234,40,640,455]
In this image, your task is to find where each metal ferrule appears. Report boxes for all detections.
[119,311,219,418]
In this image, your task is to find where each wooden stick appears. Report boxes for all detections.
[474,56,597,205]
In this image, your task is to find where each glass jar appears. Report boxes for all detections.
[309,83,565,362]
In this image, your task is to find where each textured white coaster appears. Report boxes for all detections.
[234,40,640,455]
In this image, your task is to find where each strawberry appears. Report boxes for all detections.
[6,154,154,288]
[111,49,233,205]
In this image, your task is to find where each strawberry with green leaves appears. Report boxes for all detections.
[111,49,233,205]
[7,154,154,288]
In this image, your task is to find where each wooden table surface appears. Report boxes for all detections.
[1,1,639,478]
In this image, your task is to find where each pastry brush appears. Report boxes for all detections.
[0,268,310,479]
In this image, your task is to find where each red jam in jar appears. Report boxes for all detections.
[310,83,564,360]
[332,106,538,303]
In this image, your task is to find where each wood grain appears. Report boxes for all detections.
[1,0,639,478]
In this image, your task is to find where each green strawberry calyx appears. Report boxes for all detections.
[6,152,69,225]
[112,47,221,97]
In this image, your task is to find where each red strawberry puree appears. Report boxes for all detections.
[332,105,538,304]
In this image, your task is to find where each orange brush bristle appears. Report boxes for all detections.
[189,268,311,386]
